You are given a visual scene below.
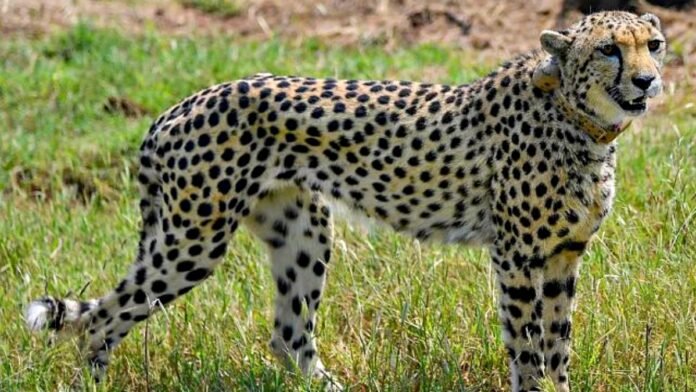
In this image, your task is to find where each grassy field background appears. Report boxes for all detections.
[1,16,695,392]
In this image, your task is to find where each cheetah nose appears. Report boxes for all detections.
[631,75,655,91]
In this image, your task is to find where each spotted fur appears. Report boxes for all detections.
[26,11,665,391]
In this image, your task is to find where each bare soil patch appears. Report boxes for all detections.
[2,1,692,56]
[2,1,694,105]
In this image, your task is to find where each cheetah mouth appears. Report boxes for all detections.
[615,95,647,114]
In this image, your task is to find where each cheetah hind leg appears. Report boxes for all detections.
[25,159,240,382]
[24,157,166,381]
[245,188,343,391]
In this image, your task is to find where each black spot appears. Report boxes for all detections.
[297,251,311,268]
[158,294,175,305]
[237,81,250,94]
[507,286,536,302]
[543,280,563,298]
[508,304,523,318]
[285,118,298,131]
[566,210,580,224]
[311,107,324,119]
[239,96,250,109]
[535,183,547,197]
[176,261,195,272]
[152,252,164,268]
[133,289,147,304]
[197,203,213,217]
[151,280,167,293]
[193,114,205,129]
[277,278,290,295]
[294,102,307,113]
[522,233,534,245]
[198,134,211,148]
[519,350,531,364]
[185,268,209,282]
[237,153,251,167]
[272,220,288,237]
[291,296,302,315]
[312,261,325,276]
[226,110,238,127]
[178,286,193,296]
[505,319,517,339]
[189,245,203,256]
[212,217,226,231]
[165,249,179,262]
[118,294,132,306]
[135,268,147,284]
[240,131,253,145]
[292,335,307,350]
[267,238,285,248]
[221,148,235,161]
[355,106,367,117]
[208,112,220,127]
[209,243,227,259]
[191,173,205,188]
[282,326,293,341]
[185,227,201,240]
[550,353,561,370]
[566,276,576,298]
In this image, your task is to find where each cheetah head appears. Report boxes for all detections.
[538,11,665,126]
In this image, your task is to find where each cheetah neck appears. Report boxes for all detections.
[552,92,631,144]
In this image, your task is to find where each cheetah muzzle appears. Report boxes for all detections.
[25,11,665,392]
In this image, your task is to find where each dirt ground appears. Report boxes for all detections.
[1,1,693,52]
[1,0,695,82]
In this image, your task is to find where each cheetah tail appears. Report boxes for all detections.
[25,296,97,334]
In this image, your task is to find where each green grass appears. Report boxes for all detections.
[178,0,246,18]
[0,23,694,391]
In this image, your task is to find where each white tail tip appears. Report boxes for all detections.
[25,300,52,331]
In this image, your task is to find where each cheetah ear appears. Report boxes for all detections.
[532,56,561,92]
[540,30,572,58]
[640,13,661,31]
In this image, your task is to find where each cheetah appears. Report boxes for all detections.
[25,11,665,391]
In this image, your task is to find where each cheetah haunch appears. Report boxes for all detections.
[26,11,665,391]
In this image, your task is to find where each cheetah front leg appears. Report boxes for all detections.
[490,245,546,392]
[244,188,341,390]
[541,242,585,392]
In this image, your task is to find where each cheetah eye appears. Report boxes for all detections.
[647,39,663,52]
[598,44,620,57]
